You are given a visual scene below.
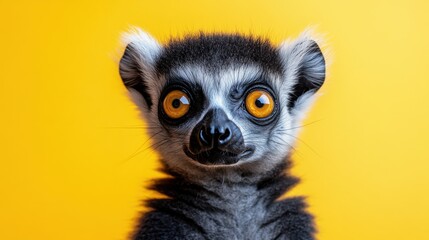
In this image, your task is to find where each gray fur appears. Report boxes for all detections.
[119,28,326,240]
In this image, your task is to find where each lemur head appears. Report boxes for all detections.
[119,28,325,182]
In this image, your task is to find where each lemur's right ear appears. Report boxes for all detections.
[119,28,162,110]
[278,30,326,122]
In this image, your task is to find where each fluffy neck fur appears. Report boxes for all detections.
[132,157,315,240]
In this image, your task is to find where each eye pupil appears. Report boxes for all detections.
[172,99,181,108]
[255,99,264,108]
[255,94,270,108]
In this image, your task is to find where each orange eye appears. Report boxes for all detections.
[245,90,275,118]
[162,90,191,119]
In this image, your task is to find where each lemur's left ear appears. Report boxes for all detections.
[278,33,326,114]
[119,28,163,110]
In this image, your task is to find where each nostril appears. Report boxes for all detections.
[218,128,231,145]
[199,128,210,146]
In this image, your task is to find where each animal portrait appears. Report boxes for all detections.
[119,28,326,239]
[2,1,428,240]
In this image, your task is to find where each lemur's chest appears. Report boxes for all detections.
[144,173,313,239]
[195,185,280,239]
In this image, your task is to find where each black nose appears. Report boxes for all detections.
[187,108,248,165]
[199,122,232,147]
[189,108,244,154]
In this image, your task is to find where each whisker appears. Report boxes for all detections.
[118,130,165,165]
[269,136,300,156]
[240,119,322,138]
[282,132,321,157]
[282,119,323,131]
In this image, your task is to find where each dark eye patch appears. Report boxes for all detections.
[158,77,205,127]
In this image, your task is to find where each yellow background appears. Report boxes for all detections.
[1,0,429,239]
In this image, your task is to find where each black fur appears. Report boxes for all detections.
[156,33,284,75]
[132,160,315,240]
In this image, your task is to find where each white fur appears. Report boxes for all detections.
[170,64,265,120]
[278,30,325,90]
[121,27,162,66]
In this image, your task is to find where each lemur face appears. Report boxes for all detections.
[158,64,281,166]
[119,29,325,178]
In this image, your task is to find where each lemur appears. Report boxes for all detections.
[119,28,326,240]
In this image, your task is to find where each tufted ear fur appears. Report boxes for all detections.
[119,28,163,110]
[278,31,326,120]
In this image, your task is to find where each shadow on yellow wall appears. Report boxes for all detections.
[1,1,429,239]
